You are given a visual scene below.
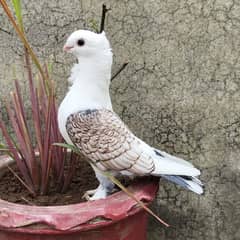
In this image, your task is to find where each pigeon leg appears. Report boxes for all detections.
[83,167,115,201]
[89,184,108,200]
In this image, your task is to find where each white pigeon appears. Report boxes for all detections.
[58,30,203,200]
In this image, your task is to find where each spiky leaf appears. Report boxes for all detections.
[11,0,23,30]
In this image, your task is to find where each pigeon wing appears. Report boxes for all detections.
[66,109,155,175]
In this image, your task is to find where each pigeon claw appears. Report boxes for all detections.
[82,188,98,201]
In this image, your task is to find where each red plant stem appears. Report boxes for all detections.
[4,101,35,190]
[14,81,40,188]
[62,151,77,193]
[0,0,77,196]
[50,98,65,185]
[5,100,30,163]
[11,91,39,190]
[25,48,43,156]
[40,94,54,195]
[0,117,35,192]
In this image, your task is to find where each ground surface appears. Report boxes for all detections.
[0,0,240,239]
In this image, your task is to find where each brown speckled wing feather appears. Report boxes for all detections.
[66,109,155,175]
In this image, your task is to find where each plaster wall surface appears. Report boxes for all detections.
[0,1,239,239]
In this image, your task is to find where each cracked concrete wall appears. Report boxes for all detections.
[0,0,240,239]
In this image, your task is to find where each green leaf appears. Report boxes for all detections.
[0,143,9,152]
[0,143,13,158]
[53,143,81,154]
[47,55,54,75]
[11,0,23,31]
[89,19,99,32]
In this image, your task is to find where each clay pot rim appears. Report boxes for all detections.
[0,155,159,234]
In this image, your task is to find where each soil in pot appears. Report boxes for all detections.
[0,158,99,206]
[0,156,150,207]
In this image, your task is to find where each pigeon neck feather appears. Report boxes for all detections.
[67,52,112,111]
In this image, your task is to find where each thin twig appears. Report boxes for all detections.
[111,62,129,82]
[54,143,169,226]
[21,197,36,206]
[99,4,110,33]
[7,166,36,196]
[104,172,170,227]
[0,27,11,35]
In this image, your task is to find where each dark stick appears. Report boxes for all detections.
[0,27,11,35]
[99,4,129,81]
[99,4,110,33]
[111,62,129,82]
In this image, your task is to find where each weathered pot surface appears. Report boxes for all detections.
[0,155,159,240]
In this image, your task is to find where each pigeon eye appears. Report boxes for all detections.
[77,39,85,46]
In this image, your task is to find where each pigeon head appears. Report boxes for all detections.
[63,30,111,59]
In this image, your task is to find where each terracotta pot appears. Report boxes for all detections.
[0,155,159,240]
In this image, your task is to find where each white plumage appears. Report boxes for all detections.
[58,30,203,200]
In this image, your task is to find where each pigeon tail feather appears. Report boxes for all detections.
[161,175,204,194]
[149,148,203,194]
[151,149,201,176]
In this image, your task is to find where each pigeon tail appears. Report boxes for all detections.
[151,149,200,176]
[150,148,203,194]
[160,175,203,194]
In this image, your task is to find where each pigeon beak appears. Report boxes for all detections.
[63,45,74,52]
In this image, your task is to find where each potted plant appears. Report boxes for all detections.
[0,1,162,239]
